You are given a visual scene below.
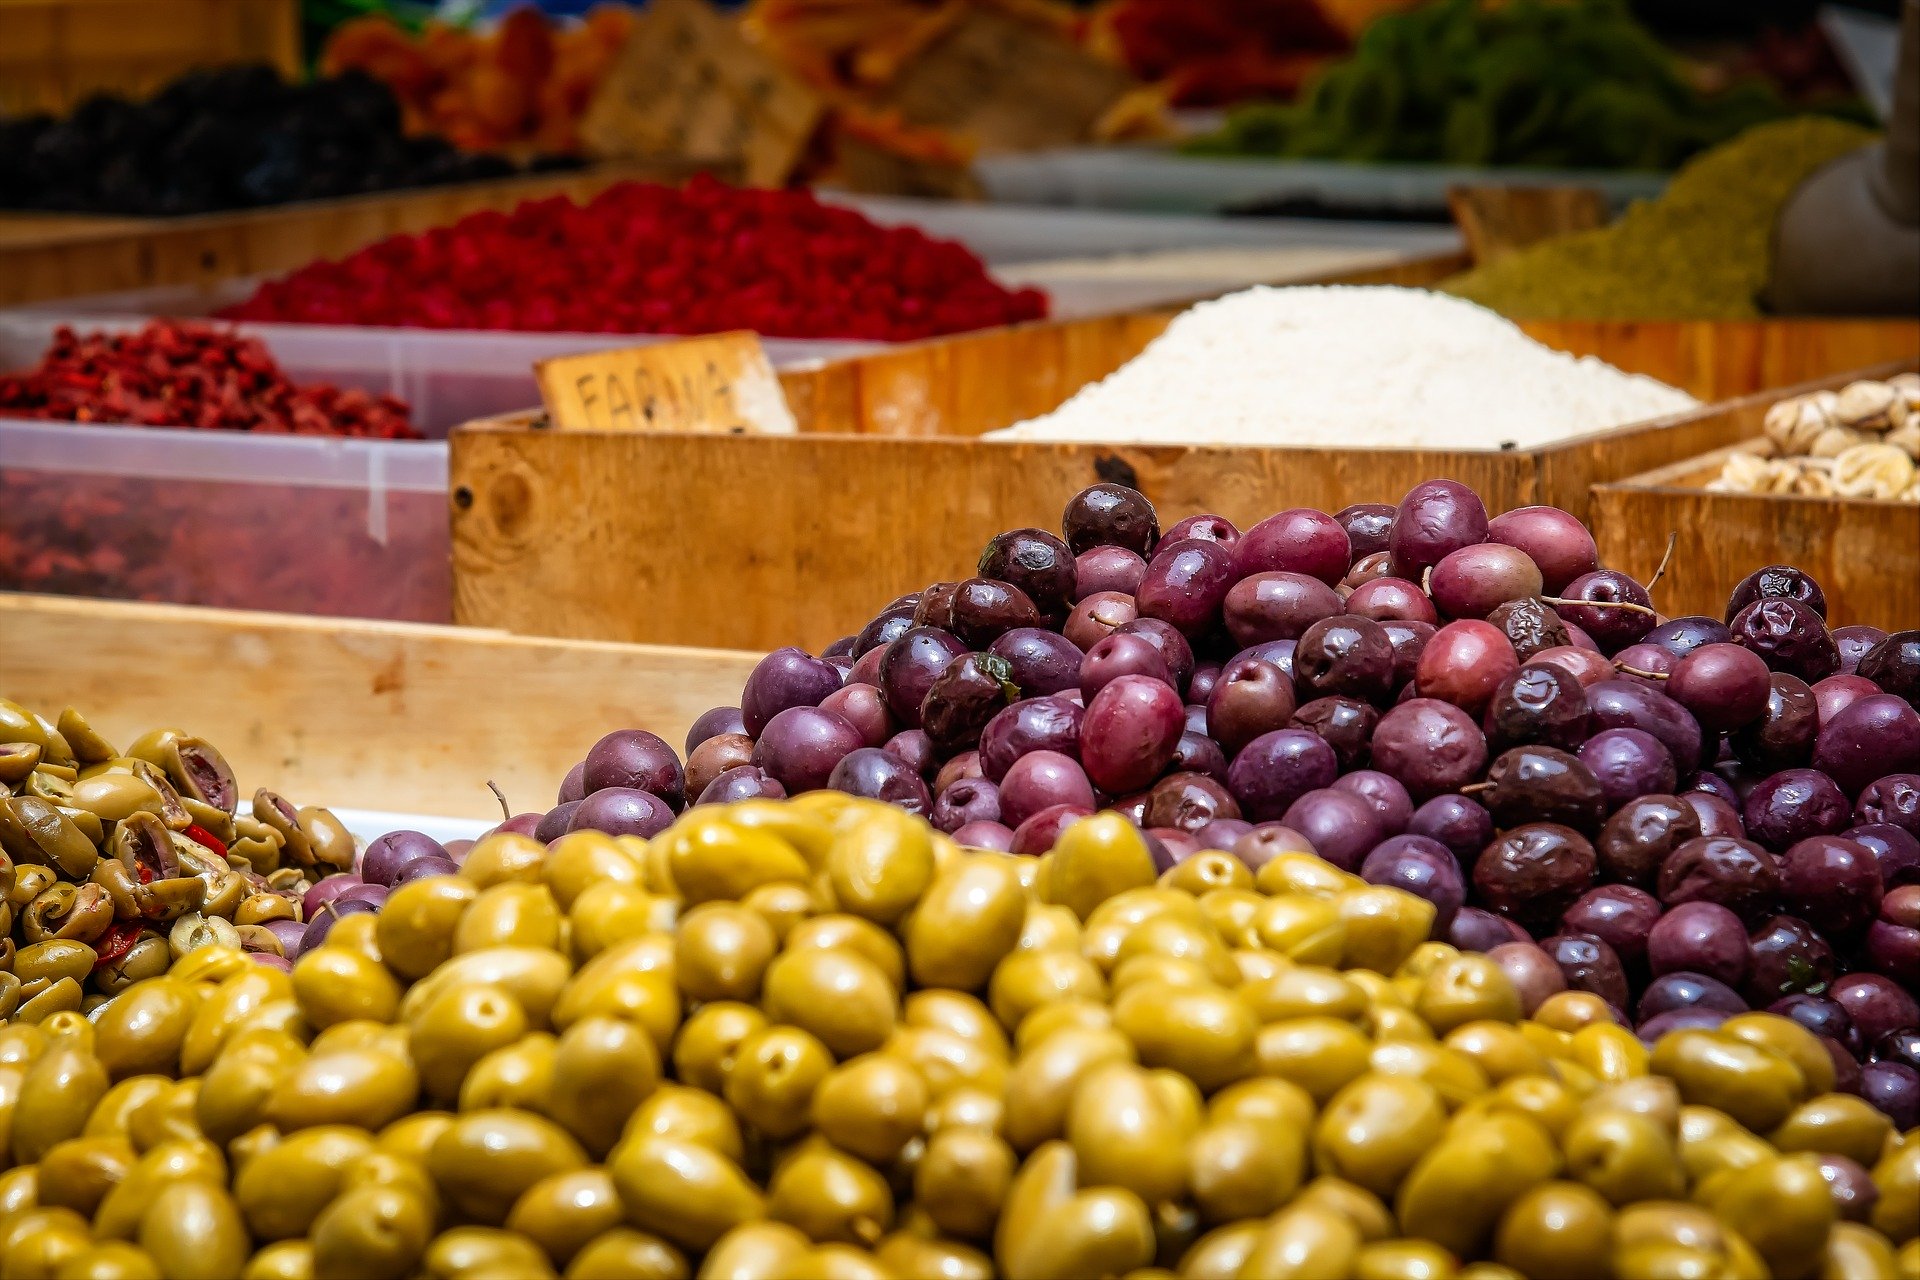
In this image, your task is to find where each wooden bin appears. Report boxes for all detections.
[1591,365,1920,632]
[0,164,682,306]
[0,593,761,821]
[0,0,300,117]
[450,305,1920,653]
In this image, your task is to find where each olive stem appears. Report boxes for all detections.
[1614,664,1669,680]
[1459,781,1492,794]
[1645,532,1679,596]
[1538,595,1660,618]
[486,780,511,822]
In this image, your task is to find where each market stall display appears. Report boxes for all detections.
[1708,374,1920,501]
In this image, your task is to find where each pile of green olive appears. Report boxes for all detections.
[0,793,1915,1280]
[0,700,352,1023]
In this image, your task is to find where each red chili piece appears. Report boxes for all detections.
[218,177,1050,341]
[91,921,145,970]
[183,824,229,859]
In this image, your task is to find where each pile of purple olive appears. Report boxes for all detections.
[374,480,1920,1129]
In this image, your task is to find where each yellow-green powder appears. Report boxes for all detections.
[1443,117,1877,319]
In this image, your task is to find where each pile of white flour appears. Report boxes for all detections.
[985,286,1698,450]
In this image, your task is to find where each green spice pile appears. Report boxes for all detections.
[1443,117,1877,319]
[1183,0,1825,171]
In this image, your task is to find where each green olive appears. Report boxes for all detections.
[177,968,293,1077]
[762,946,898,1059]
[136,1180,248,1280]
[926,1086,1003,1136]
[1111,914,1239,987]
[609,1135,766,1252]
[1065,1061,1197,1206]
[12,1039,110,1164]
[674,903,777,1003]
[375,876,479,982]
[34,1134,134,1218]
[1012,1001,1111,1056]
[739,881,816,945]
[1704,1154,1837,1279]
[1415,954,1522,1035]
[0,742,41,787]
[230,1126,375,1240]
[421,1227,556,1280]
[1110,980,1256,1092]
[1189,1116,1305,1223]
[1395,1114,1561,1260]
[671,1002,768,1095]
[308,1183,433,1280]
[1821,1222,1901,1280]
[1003,1026,1136,1152]
[0,1166,37,1217]
[505,1167,629,1268]
[915,1125,1015,1240]
[988,948,1106,1030]
[1313,1075,1448,1198]
[1562,1108,1684,1206]
[567,882,674,964]
[407,981,531,1104]
[1016,904,1080,954]
[1241,966,1368,1024]
[1235,1204,1364,1280]
[93,1139,226,1239]
[873,1231,992,1280]
[377,1112,455,1165]
[1769,1093,1893,1167]
[460,1033,557,1113]
[1492,1181,1613,1280]
[665,817,810,906]
[461,833,548,888]
[1651,1030,1806,1134]
[1254,894,1347,965]
[0,1205,92,1279]
[1445,1022,1552,1085]
[455,883,564,955]
[688,1223,810,1280]
[54,1240,163,1280]
[4,796,98,878]
[726,1026,834,1140]
[1720,1013,1833,1097]
[995,1142,1155,1280]
[239,1240,314,1280]
[905,854,1027,992]
[400,947,571,1031]
[260,1046,420,1134]
[811,1053,929,1165]
[825,806,936,925]
[92,979,198,1081]
[549,939,681,1053]
[17,976,87,1024]
[12,940,96,988]
[768,1139,895,1246]
[547,1015,661,1157]
[1872,1141,1919,1243]
[903,991,1008,1056]
[191,1031,297,1153]
[559,1227,688,1279]
[428,1109,588,1224]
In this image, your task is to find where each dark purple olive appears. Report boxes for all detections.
[1370,698,1488,800]
[534,803,580,845]
[361,830,447,888]
[999,751,1096,829]
[1293,616,1394,703]
[1331,770,1413,836]
[392,856,461,886]
[570,788,674,839]
[1473,822,1597,930]
[883,730,936,780]
[1834,625,1889,675]
[1693,769,1743,805]
[1335,502,1395,560]
[1487,943,1568,1014]
[1414,620,1519,717]
[558,763,587,805]
[1850,822,1920,887]
[1342,552,1394,588]
[1860,1061,1920,1130]
[1361,835,1465,931]
[823,635,856,661]
[1666,643,1772,732]
[1478,746,1606,833]
[741,649,843,737]
[1345,578,1438,626]
[1647,902,1749,987]
[1230,508,1350,587]
[1224,729,1339,823]
[819,684,894,749]
[1745,914,1840,1004]
[1833,972,1920,1044]
[914,583,961,631]
[983,629,1082,701]
[1532,645,1614,689]
[849,648,886,690]
[1541,933,1629,1009]
[1730,598,1839,683]
[921,653,1017,755]
[1727,565,1828,622]
[1681,791,1745,839]
[686,732,754,801]
[1389,479,1488,580]
[1187,662,1223,707]
[1183,703,1209,735]
[1117,618,1194,694]
[1081,633,1173,704]
[1554,570,1656,653]
[1080,674,1185,795]
[1010,804,1094,857]
[1729,673,1819,771]
[1563,884,1662,970]
[1610,644,1673,694]
[339,884,389,908]
[933,751,983,797]
[1138,540,1236,638]
[1741,768,1851,851]
[1484,662,1591,751]
[1485,505,1596,595]
[1770,994,1861,1054]
[1814,675,1882,729]
[1587,680,1703,783]
[946,579,1041,650]
[1171,731,1229,783]
[1164,514,1239,549]
[1107,793,1152,827]
[1063,483,1158,556]
[1146,772,1241,834]
[1856,630,1920,711]
[853,605,917,660]
[1206,659,1297,757]
[1289,697,1379,772]
[1644,616,1735,660]
[1596,794,1702,888]
[979,528,1076,621]
[1878,1024,1920,1073]
[1857,773,1920,838]
[303,874,364,922]
[685,706,747,755]
[1485,597,1572,661]
[1450,907,1530,953]
[1408,794,1493,864]
[1637,1008,1734,1041]
[932,777,1000,834]
[828,748,933,816]
[1814,694,1920,797]
[754,707,864,794]
[1639,971,1750,1021]
[1063,592,1138,654]
[1780,834,1885,938]
[1579,729,1677,811]
[979,697,1083,781]
[1430,543,1544,621]
[952,820,1014,852]
[1658,834,1782,923]
[1381,621,1435,692]
[1075,546,1148,601]
[1222,571,1343,647]
[301,897,380,954]
[877,628,969,730]
[1280,788,1382,872]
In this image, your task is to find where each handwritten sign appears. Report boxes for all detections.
[534,333,798,436]
[581,0,824,188]
[880,8,1138,153]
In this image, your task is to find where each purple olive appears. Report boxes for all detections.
[1195,817,1254,851]
[1361,834,1465,931]
[1644,616,1735,660]
[1488,943,1568,1014]
[1331,770,1413,836]
[303,874,365,921]
[1345,578,1438,626]
[753,707,864,794]
[264,918,307,960]
[1731,598,1839,683]
[1856,773,1920,837]
[1230,508,1350,586]
[1164,514,1239,549]
[828,748,933,816]
[1485,505,1595,594]
[951,820,1015,852]
[877,628,969,730]
[1857,630,1920,711]
[819,683,895,749]
[1335,503,1396,560]
[1450,907,1530,953]
[1371,697,1489,801]
[1280,788,1382,872]
[685,706,747,755]
[1726,565,1828,622]
[301,897,380,954]
[1746,914,1840,1004]
[1596,795,1702,888]
[1009,804,1093,857]
[1540,932,1629,1009]
[1579,729,1677,811]
[361,830,447,888]
[1730,673,1819,772]
[921,653,1017,756]
[1554,571,1656,654]
[1207,660,1298,757]
[1485,662,1591,752]
[932,777,1001,834]
[1742,768,1851,851]
[1063,483,1159,556]
[1138,539,1236,637]
[1849,822,1920,887]
[1081,633,1173,703]
[1658,834,1782,923]
[534,803,579,845]
[1223,572,1343,647]
[979,528,1076,622]
[1648,902,1750,988]
[1769,994,1861,1054]
[999,751,1096,829]
[948,578,1043,650]
[1146,772,1241,835]
[1833,973,1920,1044]
[1390,479,1488,580]
[1075,546,1148,600]
[979,697,1084,782]
[1813,694,1920,797]
[1289,697,1379,773]
[569,787,674,839]
[1429,543,1544,621]
[883,729,936,780]
[740,649,843,737]
[1171,731,1229,783]
[558,763,587,805]
[1474,823,1598,930]
[1834,625,1890,675]
[1861,1061,1920,1130]
[1225,729,1339,823]
[698,766,788,805]
[1064,592,1138,654]
[1638,971,1749,1021]
[1587,680,1704,783]
[1637,1008,1734,1041]
[1117,618,1195,694]
[391,856,461,886]
[1407,794,1493,865]
[1780,834,1884,939]
[990,628,1084,698]
[1562,884,1662,970]
[1294,616,1395,704]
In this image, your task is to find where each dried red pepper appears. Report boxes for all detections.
[91,921,146,970]
[221,177,1049,341]
[183,824,230,859]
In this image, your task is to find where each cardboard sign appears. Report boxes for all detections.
[880,8,1138,153]
[534,333,798,436]
[581,0,824,188]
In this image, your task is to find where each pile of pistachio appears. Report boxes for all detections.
[0,700,352,1022]
[1712,374,1920,501]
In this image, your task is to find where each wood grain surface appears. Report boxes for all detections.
[0,594,761,819]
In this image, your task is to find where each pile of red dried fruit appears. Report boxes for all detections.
[0,321,418,439]
[220,178,1050,340]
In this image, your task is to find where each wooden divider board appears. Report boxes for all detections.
[0,594,761,821]
[0,164,685,306]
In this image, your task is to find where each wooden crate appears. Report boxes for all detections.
[0,0,300,117]
[0,164,679,306]
[0,594,761,821]
[1591,365,1920,632]
[450,305,1920,653]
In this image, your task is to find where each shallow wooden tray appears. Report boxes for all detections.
[1591,366,1920,631]
[450,301,1920,653]
[0,594,760,821]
